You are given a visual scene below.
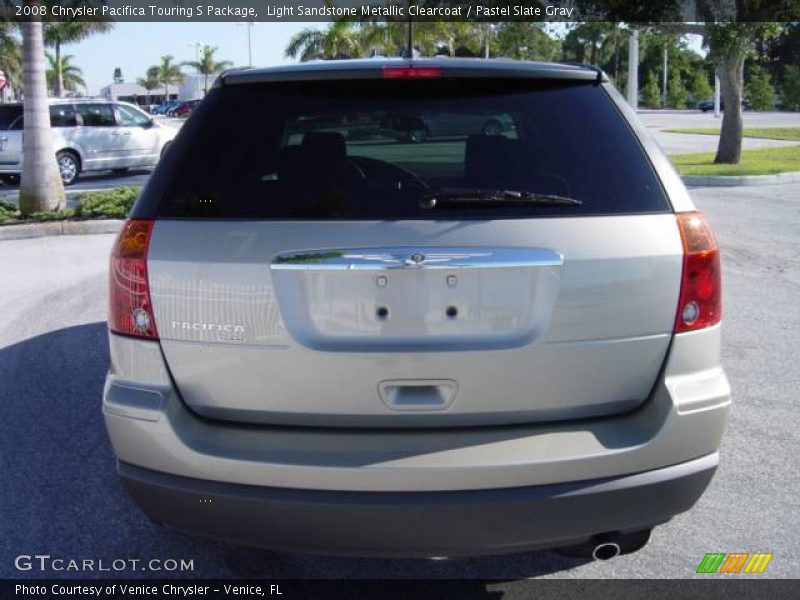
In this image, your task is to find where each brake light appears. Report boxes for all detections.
[674,211,721,333]
[382,66,442,79]
[109,219,158,339]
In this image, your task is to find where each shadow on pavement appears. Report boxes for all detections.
[0,323,583,581]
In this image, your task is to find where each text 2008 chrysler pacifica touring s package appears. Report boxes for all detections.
[102,59,729,559]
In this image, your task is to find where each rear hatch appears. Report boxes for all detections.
[139,66,683,427]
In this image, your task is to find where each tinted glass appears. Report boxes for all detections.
[0,106,22,130]
[49,104,77,127]
[144,79,668,220]
[116,104,151,127]
[77,103,114,127]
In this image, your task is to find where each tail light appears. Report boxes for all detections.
[674,211,722,333]
[109,219,158,339]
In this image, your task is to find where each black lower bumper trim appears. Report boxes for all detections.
[119,456,717,558]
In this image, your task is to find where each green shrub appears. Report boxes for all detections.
[28,209,76,221]
[780,65,800,111]
[668,72,689,109]
[688,70,714,104]
[75,186,140,219]
[642,72,662,108]
[745,66,776,111]
[0,199,18,223]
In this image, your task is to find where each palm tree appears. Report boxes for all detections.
[19,3,65,215]
[136,66,161,105]
[43,14,113,98]
[285,21,363,61]
[182,45,232,95]
[45,52,85,94]
[156,55,183,102]
[0,24,22,102]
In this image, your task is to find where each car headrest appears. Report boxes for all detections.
[302,132,347,162]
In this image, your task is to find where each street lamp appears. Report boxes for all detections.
[237,22,257,67]
[187,42,206,62]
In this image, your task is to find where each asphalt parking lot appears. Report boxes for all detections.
[1,178,798,580]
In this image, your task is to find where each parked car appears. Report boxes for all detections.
[698,98,751,112]
[152,100,180,115]
[173,99,201,118]
[0,99,178,185]
[382,110,516,142]
[104,59,728,559]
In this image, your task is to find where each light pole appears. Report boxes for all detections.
[237,22,256,67]
[662,43,668,108]
[187,42,205,62]
[627,28,639,109]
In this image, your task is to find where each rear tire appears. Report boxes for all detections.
[407,127,428,143]
[0,174,20,186]
[56,150,80,186]
[482,119,503,136]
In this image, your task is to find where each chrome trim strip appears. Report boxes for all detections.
[271,247,563,271]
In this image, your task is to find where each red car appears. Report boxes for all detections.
[173,99,200,118]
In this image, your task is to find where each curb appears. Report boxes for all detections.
[682,171,800,187]
[0,219,123,241]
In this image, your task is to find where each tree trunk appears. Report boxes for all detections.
[19,12,65,215]
[54,40,63,98]
[715,52,745,164]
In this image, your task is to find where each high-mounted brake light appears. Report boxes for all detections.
[109,219,158,339]
[674,211,721,333]
[381,66,442,79]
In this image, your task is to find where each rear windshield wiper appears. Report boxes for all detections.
[419,188,583,209]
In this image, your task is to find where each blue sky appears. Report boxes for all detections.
[67,22,323,94]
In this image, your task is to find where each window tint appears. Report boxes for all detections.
[116,104,151,127]
[0,106,22,130]
[145,79,668,220]
[49,104,77,127]
[77,103,114,127]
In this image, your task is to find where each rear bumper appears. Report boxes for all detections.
[120,454,717,558]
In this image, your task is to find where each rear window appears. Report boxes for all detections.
[0,106,22,131]
[143,78,669,220]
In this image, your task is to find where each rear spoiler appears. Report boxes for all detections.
[219,59,607,86]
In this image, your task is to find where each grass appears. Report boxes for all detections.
[0,186,141,225]
[663,127,800,142]
[670,144,800,176]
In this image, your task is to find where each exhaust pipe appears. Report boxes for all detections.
[592,541,621,561]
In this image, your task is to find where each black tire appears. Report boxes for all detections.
[160,141,172,160]
[56,150,80,186]
[482,119,503,136]
[406,127,428,144]
[0,174,20,186]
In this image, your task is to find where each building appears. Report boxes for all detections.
[99,73,220,108]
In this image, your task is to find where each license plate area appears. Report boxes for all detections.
[271,247,562,352]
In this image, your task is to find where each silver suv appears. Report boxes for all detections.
[0,99,177,185]
[103,59,729,559]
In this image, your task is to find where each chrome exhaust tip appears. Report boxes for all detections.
[592,542,621,561]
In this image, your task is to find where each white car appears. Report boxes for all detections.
[0,99,178,185]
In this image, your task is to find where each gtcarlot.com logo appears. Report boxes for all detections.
[696,552,773,574]
[14,554,194,573]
